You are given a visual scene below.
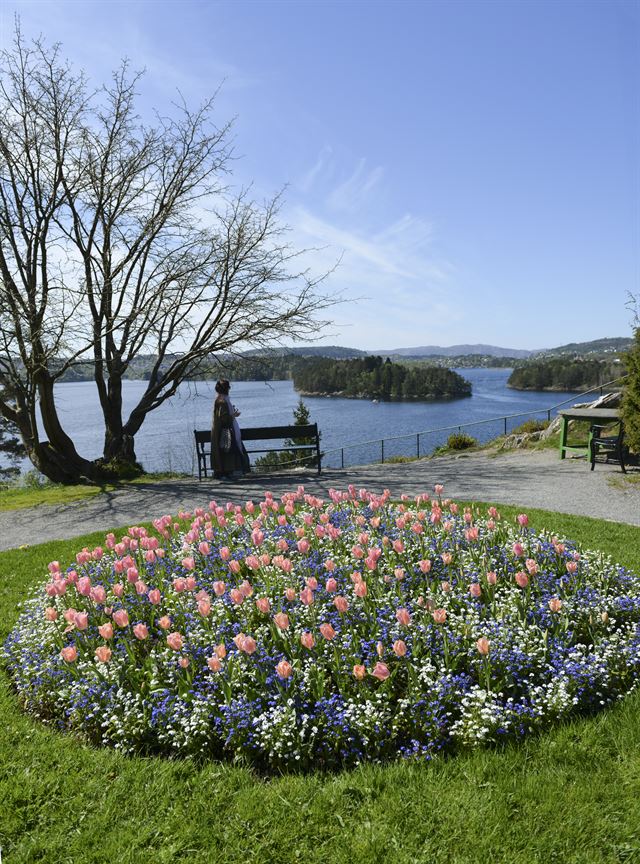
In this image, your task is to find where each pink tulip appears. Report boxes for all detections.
[334,595,349,613]
[207,656,222,672]
[173,577,187,593]
[166,632,184,651]
[215,643,227,659]
[98,622,114,639]
[44,607,58,621]
[319,623,336,641]
[255,597,271,615]
[113,609,129,628]
[392,639,407,657]
[371,661,390,681]
[434,484,444,496]
[219,547,231,561]
[230,589,245,605]
[354,581,368,598]
[396,608,412,627]
[325,577,338,593]
[285,587,297,602]
[76,576,92,597]
[486,571,497,586]
[476,637,490,655]
[273,612,290,630]
[245,555,260,572]
[148,588,161,605]
[276,660,292,679]
[517,513,529,527]
[73,612,89,631]
[525,559,539,575]
[548,597,563,613]
[90,585,107,604]
[418,559,432,573]
[441,552,452,566]
[241,636,257,654]
[229,560,241,574]
[353,664,366,680]
[300,631,315,649]
[239,580,254,597]
[112,583,124,598]
[179,656,190,669]
[432,608,447,624]
[300,587,314,606]
[566,560,578,574]
[213,581,226,596]
[197,599,212,617]
[61,645,77,663]
[135,581,147,595]
[296,539,310,554]
[126,567,139,584]
[158,615,172,630]
[515,572,529,589]
[512,542,524,557]
[469,583,482,598]
[94,645,111,663]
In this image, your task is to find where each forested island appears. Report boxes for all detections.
[292,356,471,400]
[507,359,625,391]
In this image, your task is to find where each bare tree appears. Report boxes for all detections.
[0,25,334,482]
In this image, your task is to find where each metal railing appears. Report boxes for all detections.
[312,376,628,471]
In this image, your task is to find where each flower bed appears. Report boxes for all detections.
[4,485,640,770]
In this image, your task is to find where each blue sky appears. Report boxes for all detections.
[2,0,638,351]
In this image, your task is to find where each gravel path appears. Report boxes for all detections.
[1,449,638,551]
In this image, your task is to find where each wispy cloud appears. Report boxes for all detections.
[326,158,384,213]
[281,152,462,348]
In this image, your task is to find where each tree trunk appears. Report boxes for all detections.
[36,376,100,483]
[101,373,139,464]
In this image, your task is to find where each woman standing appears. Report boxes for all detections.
[211,379,250,480]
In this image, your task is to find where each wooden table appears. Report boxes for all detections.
[558,408,621,460]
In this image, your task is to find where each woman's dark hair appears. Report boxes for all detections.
[215,379,230,395]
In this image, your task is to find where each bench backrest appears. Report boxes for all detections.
[194,425,318,445]
[241,424,318,442]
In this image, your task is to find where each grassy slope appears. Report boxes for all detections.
[1,507,640,863]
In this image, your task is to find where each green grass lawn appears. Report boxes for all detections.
[1,505,640,863]
[0,472,191,512]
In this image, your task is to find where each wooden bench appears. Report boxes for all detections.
[194,424,322,480]
[558,408,621,460]
[590,421,626,473]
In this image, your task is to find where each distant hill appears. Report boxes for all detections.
[374,344,534,359]
[532,337,632,359]
[243,345,366,359]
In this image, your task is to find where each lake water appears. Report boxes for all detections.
[10,369,586,475]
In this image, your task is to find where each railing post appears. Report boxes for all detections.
[417,433,420,458]
[341,448,344,469]
[381,439,384,463]
[504,417,507,435]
